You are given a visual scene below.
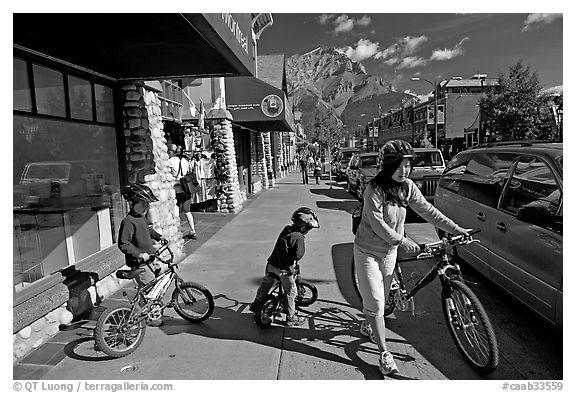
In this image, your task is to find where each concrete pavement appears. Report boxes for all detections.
[13,171,525,380]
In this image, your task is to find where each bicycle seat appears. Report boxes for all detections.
[116,268,145,280]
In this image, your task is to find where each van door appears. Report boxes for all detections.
[454,152,519,278]
[492,155,563,325]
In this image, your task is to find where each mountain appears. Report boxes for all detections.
[285,46,416,140]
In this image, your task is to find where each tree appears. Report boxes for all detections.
[479,61,558,142]
[311,110,346,156]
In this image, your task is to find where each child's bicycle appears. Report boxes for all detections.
[254,263,318,328]
[94,240,214,358]
[354,229,499,375]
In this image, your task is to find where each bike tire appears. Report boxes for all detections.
[94,304,146,358]
[295,280,318,307]
[172,282,214,322]
[442,279,499,374]
[255,294,277,328]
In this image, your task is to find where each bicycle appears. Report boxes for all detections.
[254,263,318,328]
[353,229,499,375]
[94,240,215,358]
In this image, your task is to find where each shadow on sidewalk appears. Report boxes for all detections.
[309,188,355,200]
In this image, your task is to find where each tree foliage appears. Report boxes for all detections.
[479,61,560,141]
[308,109,347,153]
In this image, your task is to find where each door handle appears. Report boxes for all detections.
[496,222,507,232]
[476,212,486,222]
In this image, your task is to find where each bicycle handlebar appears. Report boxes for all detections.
[138,240,173,264]
[413,228,481,259]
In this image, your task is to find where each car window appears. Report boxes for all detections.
[360,156,378,168]
[458,152,518,209]
[23,163,70,182]
[438,153,470,193]
[501,156,562,231]
[413,151,443,167]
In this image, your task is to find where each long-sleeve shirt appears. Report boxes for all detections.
[354,179,465,254]
[267,225,305,270]
[118,210,162,267]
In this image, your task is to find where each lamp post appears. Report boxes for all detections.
[411,77,437,148]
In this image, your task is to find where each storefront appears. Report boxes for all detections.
[13,13,257,361]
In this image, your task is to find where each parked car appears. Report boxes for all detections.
[434,141,563,329]
[332,147,359,181]
[346,152,378,198]
[410,147,446,204]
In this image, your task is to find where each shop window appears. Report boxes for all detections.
[33,64,66,117]
[458,152,518,208]
[68,75,93,121]
[14,58,32,112]
[95,84,115,123]
[13,114,123,293]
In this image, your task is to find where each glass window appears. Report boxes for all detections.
[14,58,32,112]
[68,75,93,121]
[439,154,470,193]
[413,151,443,167]
[360,155,378,168]
[458,152,519,208]
[501,156,562,223]
[94,84,115,123]
[13,114,123,292]
[33,64,66,117]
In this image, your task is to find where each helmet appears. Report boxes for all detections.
[380,139,414,161]
[123,183,159,204]
[291,207,320,229]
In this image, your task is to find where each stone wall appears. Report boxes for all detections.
[211,119,244,213]
[250,132,269,192]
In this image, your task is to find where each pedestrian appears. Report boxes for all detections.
[168,144,197,240]
[117,183,166,326]
[249,207,320,326]
[299,154,309,184]
[307,155,315,172]
[313,157,322,185]
[354,139,470,376]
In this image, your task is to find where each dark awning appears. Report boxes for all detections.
[225,76,294,132]
[13,13,256,80]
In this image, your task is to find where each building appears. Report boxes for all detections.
[12,13,266,361]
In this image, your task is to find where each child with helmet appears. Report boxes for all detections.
[249,207,320,327]
[354,139,470,376]
[118,183,167,325]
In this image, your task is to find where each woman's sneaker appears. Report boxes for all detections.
[379,351,399,376]
[360,320,377,344]
[286,314,306,327]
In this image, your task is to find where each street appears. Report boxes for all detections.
[24,171,562,381]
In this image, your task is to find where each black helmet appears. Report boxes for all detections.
[291,207,320,229]
[380,139,414,160]
[123,183,159,204]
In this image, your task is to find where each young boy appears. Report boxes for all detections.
[118,183,165,325]
[250,207,320,326]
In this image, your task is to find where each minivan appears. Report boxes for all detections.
[434,141,563,329]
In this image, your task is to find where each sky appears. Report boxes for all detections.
[257,13,563,97]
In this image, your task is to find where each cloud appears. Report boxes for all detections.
[334,15,355,34]
[343,39,380,62]
[430,37,469,61]
[331,14,372,34]
[539,85,563,96]
[522,13,562,32]
[317,14,334,25]
[397,56,428,69]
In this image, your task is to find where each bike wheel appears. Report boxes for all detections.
[255,294,277,328]
[172,282,214,322]
[94,304,146,358]
[295,280,318,307]
[442,279,499,374]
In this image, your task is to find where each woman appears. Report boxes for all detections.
[353,139,469,376]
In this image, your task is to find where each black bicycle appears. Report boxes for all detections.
[94,241,214,358]
[254,263,318,328]
[353,229,499,374]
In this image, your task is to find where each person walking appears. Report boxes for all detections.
[353,139,470,376]
[168,144,197,240]
[299,153,309,185]
[313,157,322,185]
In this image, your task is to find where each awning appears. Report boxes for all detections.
[13,13,256,80]
[225,76,294,132]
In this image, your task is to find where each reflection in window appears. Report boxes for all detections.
[13,115,123,292]
[33,64,66,117]
[95,84,115,123]
[14,58,32,112]
[68,75,93,121]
